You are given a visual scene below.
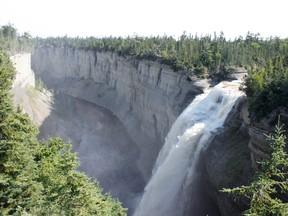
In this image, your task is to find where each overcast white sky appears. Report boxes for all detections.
[1,0,287,39]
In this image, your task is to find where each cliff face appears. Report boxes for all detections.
[204,98,252,216]
[249,109,288,170]
[10,53,53,126]
[14,47,288,215]
[205,100,288,215]
[31,47,210,179]
[12,48,254,215]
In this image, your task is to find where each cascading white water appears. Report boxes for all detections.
[134,81,244,216]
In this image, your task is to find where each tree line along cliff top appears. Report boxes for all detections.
[1,24,288,119]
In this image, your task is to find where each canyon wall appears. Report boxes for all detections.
[10,53,53,126]
[14,48,254,215]
[248,109,288,170]
[31,46,210,180]
[14,48,287,215]
[204,98,252,216]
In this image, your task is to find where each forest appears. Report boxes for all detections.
[1,24,288,119]
[35,32,288,120]
[1,24,288,215]
[34,31,288,120]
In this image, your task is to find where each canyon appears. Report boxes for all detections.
[11,47,264,215]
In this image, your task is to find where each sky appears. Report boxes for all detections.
[1,0,287,39]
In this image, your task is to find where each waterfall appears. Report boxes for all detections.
[134,81,244,216]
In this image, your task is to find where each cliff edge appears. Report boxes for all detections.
[31,46,210,180]
[28,47,255,215]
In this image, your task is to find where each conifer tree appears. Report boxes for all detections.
[0,43,126,215]
[222,120,288,215]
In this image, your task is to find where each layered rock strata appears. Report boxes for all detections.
[31,47,210,179]
[14,49,255,215]
[248,108,288,170]
[10,53,53,126]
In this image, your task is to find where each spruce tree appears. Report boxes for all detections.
[223,120,288,215]
[0,43,126,215]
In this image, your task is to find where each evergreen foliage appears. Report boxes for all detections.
[35,32,288,76]
[0,24,34,54]
[3,22,287,119]
[1,24,288,118]
[243,55,288,120]
[2,23,288,215]
[0,46,126,215]
[222,120,288,215]
[0,44,42,215]
[35,33,288,118]
[4,22,288,215]
[35,138,126,215]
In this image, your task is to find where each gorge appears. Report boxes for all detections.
[134,81,244,216]
[12,47,252,216]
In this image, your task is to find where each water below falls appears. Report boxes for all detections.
[134,81,244,216]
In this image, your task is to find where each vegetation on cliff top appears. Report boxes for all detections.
[0,43,126,215]
[35,32,288,77]
[1,23,288,215]
[1,24,288,120]
[34,31,288,120]
[0,24,34,54]
[244,56,288,120]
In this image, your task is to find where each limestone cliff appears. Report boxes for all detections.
[205,100,288,215]
[248,108,288,170]
[12,46,288,216]
[31,46,210,180]
[204,98,252,216]
[14,48,254,215]
[10,53,52,126]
